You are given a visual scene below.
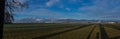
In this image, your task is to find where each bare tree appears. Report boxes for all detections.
[5,0,28,24]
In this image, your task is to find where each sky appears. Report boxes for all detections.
[14,0,120,20]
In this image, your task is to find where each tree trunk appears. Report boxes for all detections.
[0,0,5,38]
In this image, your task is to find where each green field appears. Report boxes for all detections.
[3,23,120,39]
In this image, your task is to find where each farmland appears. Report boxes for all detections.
[3,23,120,39]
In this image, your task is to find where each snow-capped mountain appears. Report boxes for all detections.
[14,18,45,23]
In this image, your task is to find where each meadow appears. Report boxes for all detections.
[3,23,120,39]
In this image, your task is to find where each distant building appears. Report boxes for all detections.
[107,22,116,24]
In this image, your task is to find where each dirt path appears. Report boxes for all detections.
[99,24,109,39]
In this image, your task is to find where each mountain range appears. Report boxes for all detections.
[14,18,120,23]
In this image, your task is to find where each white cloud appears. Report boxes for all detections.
[65,8,71,11]
[15,9,65,18]
[46,0,60,7]
[69,0,82,3]
[18,0,30,3]
[78,0,120,19]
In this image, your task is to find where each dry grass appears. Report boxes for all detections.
[3,23,120,39]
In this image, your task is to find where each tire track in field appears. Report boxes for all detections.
[96,32,99,39]
[86,25,96,39]
[104,24,120,30]
[32,24,93,39]
[103,24,120,39]
[109,36,120,39]
[99,24,109,39]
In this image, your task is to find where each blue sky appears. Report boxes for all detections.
[14,0,120,20]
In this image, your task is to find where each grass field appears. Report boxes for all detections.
[3,23,120,39]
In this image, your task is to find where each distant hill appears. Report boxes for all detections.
[14,18,120,23]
